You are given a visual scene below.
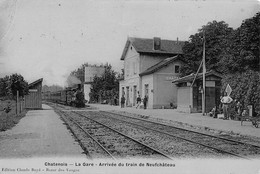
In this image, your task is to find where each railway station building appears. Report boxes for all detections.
[119,37,184,109]
[172,70,222,113]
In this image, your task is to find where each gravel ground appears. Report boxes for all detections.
[74,111,226,159]
[111,110,260,146]
[100,111,260,158]
[59,110,168,160]
[48,103,260,159]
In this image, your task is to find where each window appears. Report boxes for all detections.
[133,62,137,75]
[175,65,180,73]
[125,63,130,76]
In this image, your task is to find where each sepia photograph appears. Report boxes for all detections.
[0,0,260,173]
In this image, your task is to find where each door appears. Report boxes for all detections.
[133,86,137,106]
[144,84,149,107]
[126,87,130,106]
[193,86,202,112]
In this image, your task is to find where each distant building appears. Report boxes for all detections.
[84,65,105,102]
[119,37,184,109]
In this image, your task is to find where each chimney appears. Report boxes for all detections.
[153,37,161,50]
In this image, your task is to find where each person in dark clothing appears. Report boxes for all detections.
[235,101,242,116]
[120,95,125,108]
[136,95,141,109]
[114,97,117,106]
[143,95,148,109]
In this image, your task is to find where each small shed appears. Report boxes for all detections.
[25,78,43,109]
[172,71,222,113]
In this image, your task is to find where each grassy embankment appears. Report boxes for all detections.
[0,99,27,131]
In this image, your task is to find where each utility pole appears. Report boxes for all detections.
[16,90,19,115]
[259,25,260,72]
[202,31,206,116]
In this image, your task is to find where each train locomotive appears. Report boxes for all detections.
[43,84,85,107]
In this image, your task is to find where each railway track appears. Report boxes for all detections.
[58,110,172,160]
[75,110,260,159]
[71,111,225,158]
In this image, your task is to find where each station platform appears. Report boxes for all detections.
[0,104,85,158]
[89,104,260,138]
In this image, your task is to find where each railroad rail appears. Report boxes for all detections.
[59,110,172,160]
[58,110,115,159]
[60,110,116,159]
[78,110,260,159]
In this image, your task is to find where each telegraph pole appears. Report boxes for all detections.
[202,31,206,115]
[259,25,260,72]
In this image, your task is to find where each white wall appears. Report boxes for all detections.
[84,84,91,102]
[124,45,139,80]
[177,86,192,113]
[120,44,140,106]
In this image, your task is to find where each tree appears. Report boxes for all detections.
[9,73,29,97]
[232,12,260,72]
[89,64,119,103]
[221,71,260,115]
[0,74,28,98]
[0,76,10,97]
[181,13,260,76]
[181,21,234,76]
[42,85,63,92]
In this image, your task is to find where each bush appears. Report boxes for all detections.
[221,70,260,115]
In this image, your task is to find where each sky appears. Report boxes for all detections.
[0,0,259,86]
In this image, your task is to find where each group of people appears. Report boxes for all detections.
[120,94,148,109]
[209,92,245,120]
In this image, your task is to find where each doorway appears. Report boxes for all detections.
[133,85,137,106]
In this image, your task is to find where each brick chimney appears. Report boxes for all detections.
[153,37,161,50]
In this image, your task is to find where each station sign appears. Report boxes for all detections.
[225,84,232,96]
[29,89,38,92]
[165,76,179,81]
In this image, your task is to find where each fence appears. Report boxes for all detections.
[16,97,25,115]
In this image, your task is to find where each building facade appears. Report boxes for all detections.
[119,37,184,109]
[84,65,105,102]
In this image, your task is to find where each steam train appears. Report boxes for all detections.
[42,84,85,107]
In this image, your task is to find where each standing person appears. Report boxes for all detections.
[221,92,233,120]
[143,95,148,109]
[136,95,141,109]
[114,96,117,106]
[236,101,242,116]
[120,95,125,108]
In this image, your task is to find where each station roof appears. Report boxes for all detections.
[120,37,185,60]
[139,55,182,76]
[172,70,223,84]
[28,78,43,88]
